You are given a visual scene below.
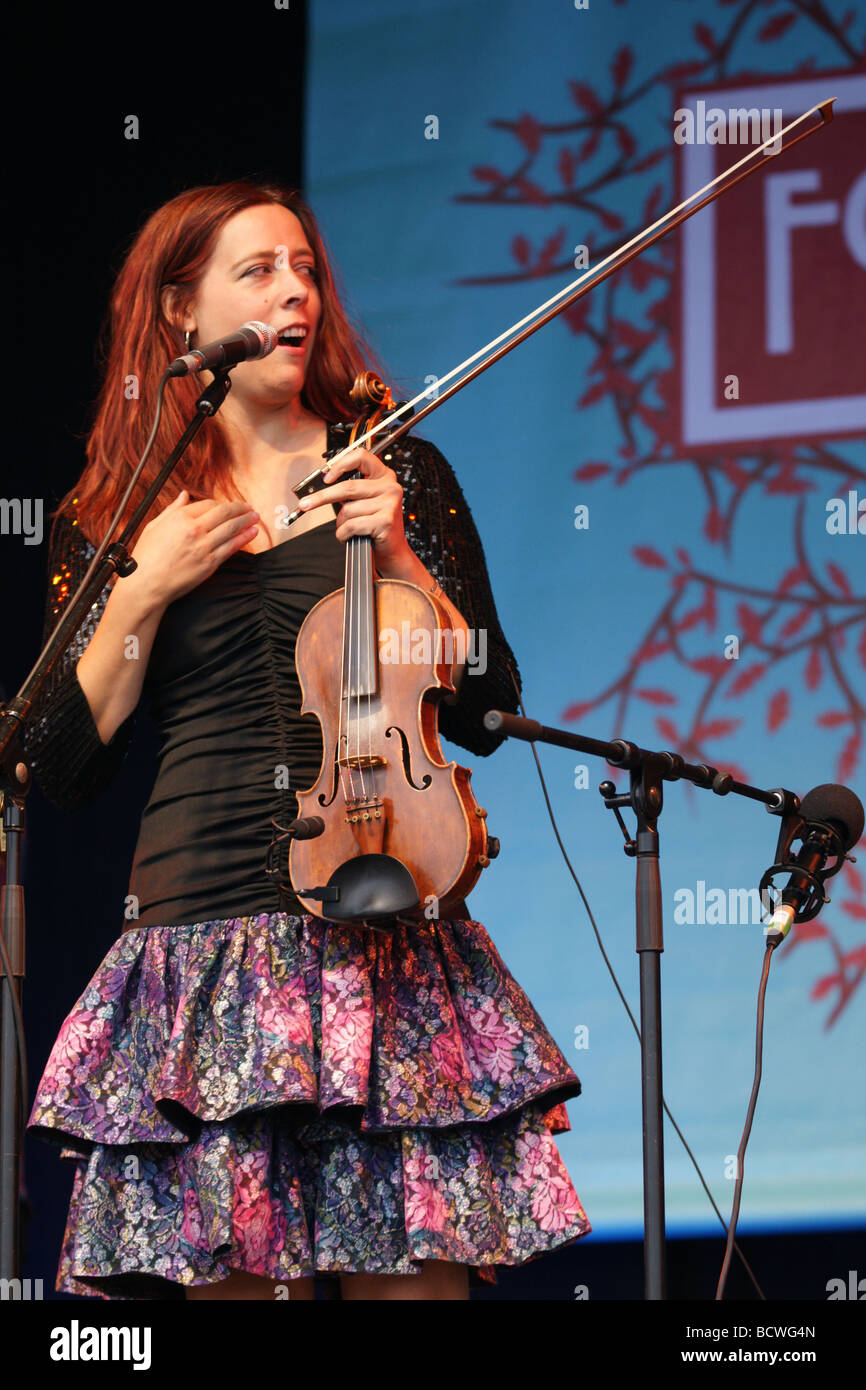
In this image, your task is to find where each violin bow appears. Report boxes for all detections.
[286,97,835,523]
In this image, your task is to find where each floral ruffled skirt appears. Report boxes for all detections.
[27,911,591,1298]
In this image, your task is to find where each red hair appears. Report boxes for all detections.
[55,180,381,547]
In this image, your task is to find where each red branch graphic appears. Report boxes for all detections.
[454,0,866,1026]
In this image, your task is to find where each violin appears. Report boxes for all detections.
[287,373,497,926]
[275,99,833,928]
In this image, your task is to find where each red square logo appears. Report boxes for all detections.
[676,72,866,450]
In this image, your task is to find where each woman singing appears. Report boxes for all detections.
[24,181,591,1300]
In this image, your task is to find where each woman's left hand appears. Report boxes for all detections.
[295,447,409,571]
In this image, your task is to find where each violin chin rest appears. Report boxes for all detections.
[323,853,420,924]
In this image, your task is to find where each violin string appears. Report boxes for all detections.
[311,102,828,475]
[349,534,360,803]
[357,534,366,802]
[337,527,350,808]
[364,537,371,802]
[345,536,353,801]
[355,533,366,803]
[365,534,373,808]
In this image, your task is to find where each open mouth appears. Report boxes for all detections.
[277,327,309,351]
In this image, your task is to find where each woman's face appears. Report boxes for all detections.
[179,203,322,405]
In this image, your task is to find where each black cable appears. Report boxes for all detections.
[716,943,774,1299]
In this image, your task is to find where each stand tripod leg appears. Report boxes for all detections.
[639,945,666,1299]
[636,823,666,1299]
[0,798,25,1279]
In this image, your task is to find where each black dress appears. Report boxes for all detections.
[24,424,591,1298]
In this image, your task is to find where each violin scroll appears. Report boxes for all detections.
[346,372,414,446]
[349,371,391,411]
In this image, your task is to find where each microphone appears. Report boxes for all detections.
[264,815,325,894]
[167,321,277,377]
[762,783,864,947]
[284,815,325,841]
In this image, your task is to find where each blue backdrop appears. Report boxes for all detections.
[305,0,865,1239]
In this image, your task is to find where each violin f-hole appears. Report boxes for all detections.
[317,738,343,807]
[386,725,432,791]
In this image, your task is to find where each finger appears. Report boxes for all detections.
[296,477,365,511]
[321,448,385,483]
[170,495,221,516]
[314,461,354,489]
[334,513,393,545]
[207,512,261,550]
[211,523,260,565]
[323,497,387,524]
[179,499,240,522]
[355,446,390,472]
[298,483,354,512]
[199,499,260,530]
[163,489,188,510]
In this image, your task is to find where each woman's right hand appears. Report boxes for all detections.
[126,491,259,609]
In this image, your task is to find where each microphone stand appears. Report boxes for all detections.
[483,708,800,1300]
[0,368,232,1280]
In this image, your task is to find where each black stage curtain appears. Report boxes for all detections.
[3,2,308,1294]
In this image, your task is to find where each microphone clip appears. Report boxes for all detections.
[759,812,850,926]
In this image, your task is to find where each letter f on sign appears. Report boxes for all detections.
[764,170,838,355]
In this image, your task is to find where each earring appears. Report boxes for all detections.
[184,329,192,351]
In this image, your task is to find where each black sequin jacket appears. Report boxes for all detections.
[22,429,522,815]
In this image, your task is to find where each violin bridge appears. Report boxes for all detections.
[343,795,384,822]
[338,754,387,771]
